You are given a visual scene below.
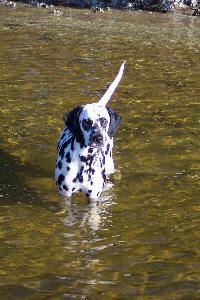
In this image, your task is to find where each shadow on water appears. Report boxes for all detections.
[0,146,114,229]
[0,148,39,204]
[0,147,58,211]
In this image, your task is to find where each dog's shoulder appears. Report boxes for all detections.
[57,127,74,158]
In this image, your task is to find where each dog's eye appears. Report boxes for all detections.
[82,118,93,131]
[99,118,108,128]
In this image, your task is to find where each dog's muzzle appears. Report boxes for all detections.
[89,128,103,147]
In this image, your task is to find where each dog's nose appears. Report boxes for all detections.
[92,133,103,144]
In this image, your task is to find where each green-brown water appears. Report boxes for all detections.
[0,5,200,299]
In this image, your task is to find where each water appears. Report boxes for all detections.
[0,5,200,299]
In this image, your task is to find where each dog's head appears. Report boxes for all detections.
[63,62,125,148]
[63,103,122,148]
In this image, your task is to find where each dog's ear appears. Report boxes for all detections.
[107,107,122,138]
[63,106,83,138]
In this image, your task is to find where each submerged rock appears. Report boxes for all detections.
[53,8,63,15]
[60,0,200,13]
[91,5,105,12]
[0,0,17,7]
[1,0,199,14]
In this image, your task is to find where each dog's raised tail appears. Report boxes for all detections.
[98,61,125,107]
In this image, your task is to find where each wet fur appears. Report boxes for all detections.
[55,62,125,200]
[55,104,122,200]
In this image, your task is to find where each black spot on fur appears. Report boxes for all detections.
[67,166,70,171]
[67,157,71,163]
[66,152,70,159]
[71,138,74,151]
[80,155,86,163]
[79,141,85,148]
[99,117,108,128]
[61,133,66,140]
[89,159,93,167]
[101,169,106,182]
[72,187,75,191]
[79,154,93,165]
[82,118,93,131]
[88,147,93,154]
[58,161,62,170]
[87,166,95,176]
[88,189,92,194]
[66,152,71,164]
[58,174,65,186]
[86,193,89,198]
[77,174,83,183]
[79,166,84,175]
[73,166,84,184]
[105,143,110,155]
[63,184,68,191]
[59,140,70,159]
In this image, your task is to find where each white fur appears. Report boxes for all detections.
[98,61,125,106]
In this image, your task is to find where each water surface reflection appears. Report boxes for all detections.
[0,5,200,299]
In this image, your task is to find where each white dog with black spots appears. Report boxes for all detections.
[55,62,125,200]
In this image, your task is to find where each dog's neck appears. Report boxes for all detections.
[73,138,103,157]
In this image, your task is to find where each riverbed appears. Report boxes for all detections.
[0,5,200,299]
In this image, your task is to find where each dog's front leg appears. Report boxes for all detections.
[87,170,106,201]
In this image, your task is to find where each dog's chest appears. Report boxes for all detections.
[63,143,105,179]
[56,131,107,194]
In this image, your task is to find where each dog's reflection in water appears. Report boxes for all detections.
[59,183,114,231]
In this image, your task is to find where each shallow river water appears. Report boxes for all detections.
[0,5,200,299]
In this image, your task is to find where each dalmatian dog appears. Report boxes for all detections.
[55,62,125,200]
